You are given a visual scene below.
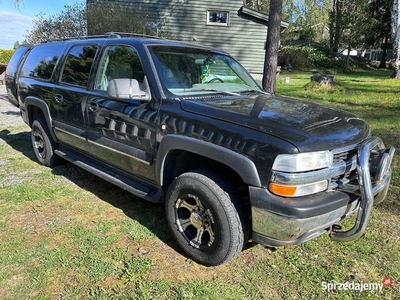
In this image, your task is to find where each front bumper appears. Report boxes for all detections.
[250,136,394,247]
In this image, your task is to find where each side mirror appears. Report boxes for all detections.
[107,78,150,101]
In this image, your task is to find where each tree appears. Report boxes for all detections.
[246,0,333,46]
[262,0,283,93]
[329,0,343,52]
[24,1,161,45]
[392,0,400,78]
[245,0,267,11]
[5,0,23,7]
[86,1,151,35]
[281,0,331,45]
[245,0,297,22]
[339,0,370,69]
[25,3,87,44]
[367,0,392,68]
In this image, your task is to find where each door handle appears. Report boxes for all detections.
[55,94,63,104]
[88,102,99,112]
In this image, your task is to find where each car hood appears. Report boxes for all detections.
[180,94,370,152]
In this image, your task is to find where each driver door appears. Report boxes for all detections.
[86,44,158,183]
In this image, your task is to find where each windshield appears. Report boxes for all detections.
[149,46,263,97]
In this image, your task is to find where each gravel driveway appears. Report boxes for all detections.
[0,84,26,129]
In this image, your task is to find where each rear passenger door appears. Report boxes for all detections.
[85,44,158,183]
[52,42,100,151]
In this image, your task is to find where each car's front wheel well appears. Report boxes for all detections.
[162,150,246,191]
[162,150,251,234]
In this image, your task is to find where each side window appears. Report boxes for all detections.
[6,46,30,78]
[95,45,145,91]
[61,44,98,88]
[20,44,64,80]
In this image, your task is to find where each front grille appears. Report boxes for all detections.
[330,148,359,192]
[333,151,350,163]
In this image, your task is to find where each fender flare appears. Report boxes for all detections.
[155,135,262,188]
[24,96,58,143]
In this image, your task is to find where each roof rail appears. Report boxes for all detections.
[104,32,161,39]
[41,33,120,43]
[41,32,160,44]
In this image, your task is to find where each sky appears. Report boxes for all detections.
[0,0,83,49]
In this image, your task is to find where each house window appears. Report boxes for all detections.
[207,10,229,26]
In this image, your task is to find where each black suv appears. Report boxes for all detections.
[5,33,395,266]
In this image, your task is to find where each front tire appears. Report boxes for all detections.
[165,170,245,266]
[31,118,59,167]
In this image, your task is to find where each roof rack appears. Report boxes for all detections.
[41,32,160,43]
[104,32,161,39]
[41,33,116,43]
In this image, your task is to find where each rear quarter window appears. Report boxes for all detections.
[20,43,64,80]
[5,45,31,78]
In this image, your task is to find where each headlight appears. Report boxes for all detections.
[269,151,333,197]
[272,151,333,172]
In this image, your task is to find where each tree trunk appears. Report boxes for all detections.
[329,0,336,51]
[379,47,387,69]
[262,0,283,94]
[333,0,342,53]
[346,43,351,70]
[391,0,400,78]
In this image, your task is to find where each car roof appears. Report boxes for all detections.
[39,32,228,55]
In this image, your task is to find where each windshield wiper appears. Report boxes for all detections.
[238,89,271,96]
[183,88,241,96]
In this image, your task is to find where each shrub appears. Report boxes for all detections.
[303,79,345,94]
[0,49,15,64]
[279,44,365,70]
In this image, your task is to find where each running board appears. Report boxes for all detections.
[55,148,164,203]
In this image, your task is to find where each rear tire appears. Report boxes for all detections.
[31,118,60,167]
[165,169,245,266]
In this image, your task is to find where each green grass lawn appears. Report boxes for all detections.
[0,69,399,299]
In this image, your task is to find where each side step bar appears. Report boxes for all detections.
[55,148,164,203]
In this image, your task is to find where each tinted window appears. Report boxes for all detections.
[61,45,98,88]
[95,45,145,91]
[20,44,64,80]
[5,45,31,78]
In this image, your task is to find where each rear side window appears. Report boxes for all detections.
[60,44,98,88]
[20,43,64,80]
[5,45,31,78]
